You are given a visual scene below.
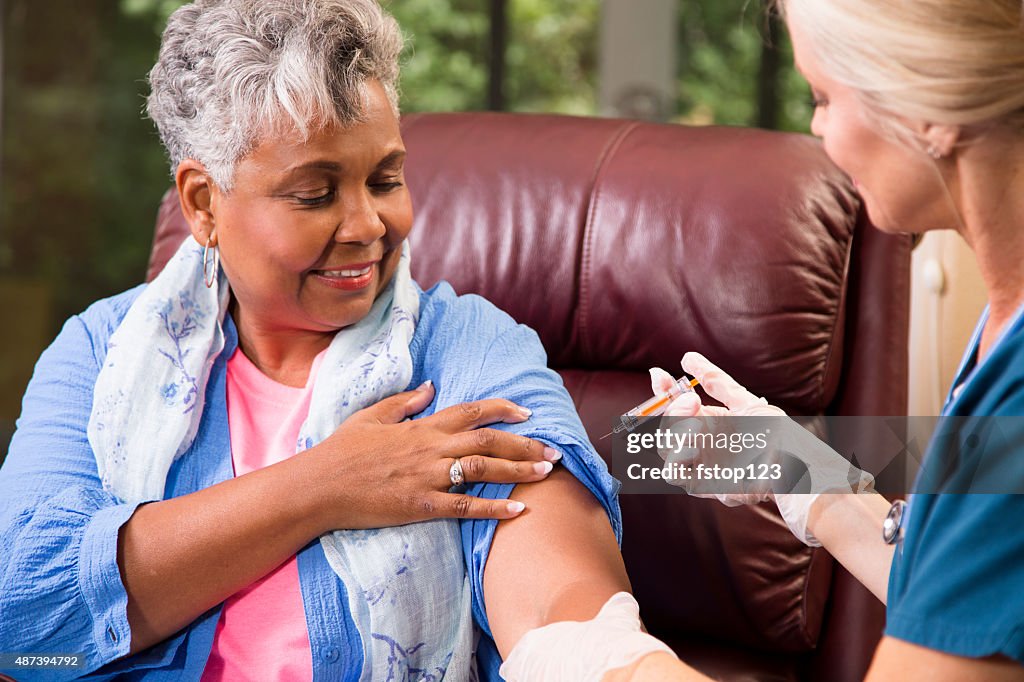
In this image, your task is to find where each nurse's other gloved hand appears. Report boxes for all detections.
[499,592,678,682]
[649,352,874,546]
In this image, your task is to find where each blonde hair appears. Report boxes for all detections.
[777,0,1024,144]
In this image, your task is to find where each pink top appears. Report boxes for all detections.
[200,348,326,681]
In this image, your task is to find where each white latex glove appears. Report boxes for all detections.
[498,592,678,682]
[649,352,874,546]
[648,364,778,508]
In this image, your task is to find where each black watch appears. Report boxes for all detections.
[882,499,907,545]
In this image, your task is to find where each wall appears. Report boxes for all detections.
[907,231,987,415]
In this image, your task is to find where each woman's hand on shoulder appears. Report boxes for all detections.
[303,381,561,531]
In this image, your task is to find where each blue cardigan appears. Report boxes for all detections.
[0,280,621,681]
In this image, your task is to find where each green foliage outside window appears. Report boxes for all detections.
[114,0,810,125]
[675,0,811,131]
[390,0,492,112]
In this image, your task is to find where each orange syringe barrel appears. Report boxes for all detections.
[612,376,700,435]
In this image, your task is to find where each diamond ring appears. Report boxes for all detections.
[449,459,465,486]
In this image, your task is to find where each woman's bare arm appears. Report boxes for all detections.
[118,453,327,654]
[484,468,710,680]
[483,468,630,648]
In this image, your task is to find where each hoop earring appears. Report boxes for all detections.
[203,236,220,288]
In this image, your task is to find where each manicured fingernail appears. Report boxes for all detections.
[417,379,433,391]
[517,406,532,419]
[534,461,554,475]
[543,447,562,462]
[507,501,526,514]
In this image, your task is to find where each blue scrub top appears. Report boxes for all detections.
[886,305,1024,663]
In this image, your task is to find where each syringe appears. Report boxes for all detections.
[600,375,700,440]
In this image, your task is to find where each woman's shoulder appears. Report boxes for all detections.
[411,280,550,387]
[415,280,521,342]
[76,283,148,335]
[62,283,148,364]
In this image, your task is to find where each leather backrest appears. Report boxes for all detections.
[148,112,908,662]
[399,113,858,415]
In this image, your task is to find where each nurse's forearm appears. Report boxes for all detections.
[806,492,896,604]
[118,453,325,655]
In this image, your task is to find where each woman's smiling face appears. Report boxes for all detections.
[208,80,412,335]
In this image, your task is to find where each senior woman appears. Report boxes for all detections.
[643,0,1024,680]
[0,1,683,680]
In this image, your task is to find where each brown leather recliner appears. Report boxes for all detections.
[148,112,909,682]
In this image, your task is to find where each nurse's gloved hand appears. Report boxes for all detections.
[649,352,874,546]
[648,356,784,508]
[499,592,678,682]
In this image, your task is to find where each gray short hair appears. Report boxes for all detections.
[146,0,404,189]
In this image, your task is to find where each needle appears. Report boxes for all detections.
[598,376,699,440]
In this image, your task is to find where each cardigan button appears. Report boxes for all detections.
[322,646,340,663]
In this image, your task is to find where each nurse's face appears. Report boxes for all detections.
[788,20,960,234]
